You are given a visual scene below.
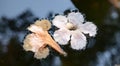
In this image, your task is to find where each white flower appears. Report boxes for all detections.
[52,12,97,50]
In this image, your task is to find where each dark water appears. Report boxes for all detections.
[0,0,120,66]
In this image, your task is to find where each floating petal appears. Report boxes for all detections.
[79,22,97,37]
[52,15,67,28]
[68,12,84,25]
[53,28,71,45]
[23,33,44,52]
[27,25,44,34]
[34,20,51,31]
[34,47,49,59]
[70,30,87,50]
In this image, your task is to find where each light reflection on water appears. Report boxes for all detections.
[0,0,120,66]
[93,31,120,66]
[91,4,120,66]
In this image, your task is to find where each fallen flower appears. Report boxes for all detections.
[52,12,97,50]
[23,20,67,59]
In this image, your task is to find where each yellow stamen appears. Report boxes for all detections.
[66,22,76,30]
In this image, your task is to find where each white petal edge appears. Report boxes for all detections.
[68,12,84,25]
[27,25,44,34]
[52,15,67,28]
[70,30,87,50]
[53,28,71,45]
[79,22,97,37]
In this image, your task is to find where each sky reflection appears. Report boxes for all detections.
[0,0,120,66]
[0,0,75,18]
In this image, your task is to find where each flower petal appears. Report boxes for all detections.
[44,31,67,56]
[34,20,51,31]
[27,24,44,34]
[68,12,84,25]
[52,15,67,28]
[23,33,44,52]
[70,30,87,50]
[79,22,97,37]
[53,28,71,45]
[34,47,49,59]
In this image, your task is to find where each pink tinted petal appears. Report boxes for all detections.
[30,34,45,52]
[70,30,87,50]
[53,28,71,45]
[52,15,67,28]
[79,22,97,37]
[68,12,84,25]
[34,47,49,59]
[23,33,44,52]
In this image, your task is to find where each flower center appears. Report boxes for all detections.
[66,23,77,30]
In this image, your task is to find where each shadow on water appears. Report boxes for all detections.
[0,0,120,66]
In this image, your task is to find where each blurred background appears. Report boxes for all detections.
[0,0,120,66]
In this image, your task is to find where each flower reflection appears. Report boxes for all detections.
[23,20,67,59]
[52,12,97,50]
